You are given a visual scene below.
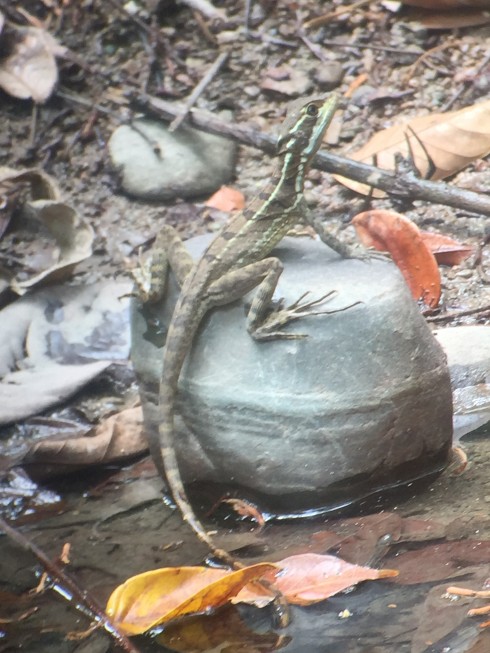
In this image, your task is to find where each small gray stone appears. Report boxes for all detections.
[435,326,490,440]
[132,236,453,513]
[312,62,344,90]
[435,326,490,389]
[108,119,237,201]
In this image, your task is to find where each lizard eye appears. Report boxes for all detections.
[306,103,318,117]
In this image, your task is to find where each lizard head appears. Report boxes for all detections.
[277,93,340,162]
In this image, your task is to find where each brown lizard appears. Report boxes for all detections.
[142,93,355,567]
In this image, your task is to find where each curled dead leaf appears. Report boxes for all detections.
[23,407,146,474]
[0,167,93,294]
[335,100,490,197]
[352,209,441,308]
[106,563,277,635]
[0,15,66,102]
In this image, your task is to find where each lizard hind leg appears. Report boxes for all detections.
[250,289,339,341]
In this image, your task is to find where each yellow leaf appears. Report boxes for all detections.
[106,563,277,635]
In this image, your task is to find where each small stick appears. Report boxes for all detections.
[169,51,229,132]
[426,304,490,323]
[0,517,141,653]
[133,92,490,218]
[303,0,371,30]
[403,39,457,84]
[29,103,38,148]
[442,51,490,111]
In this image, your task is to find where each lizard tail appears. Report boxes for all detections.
[158,305,242,570]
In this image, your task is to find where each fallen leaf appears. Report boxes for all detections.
[0,15,66,102]
[0,167,94,294]
[385,540,490,585]
[412,9,490,29]
[352,209,441,308]
[399,0,490,6]
[0,281,131,425]
[205,186,245,212]
[23,407,146,476]
[235,553,398,607]
[420,230,474,265]
[335,100,490,197]
[222,498,265,528]
[106,563,277,635]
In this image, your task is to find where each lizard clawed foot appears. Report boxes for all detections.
[250,290,358,341]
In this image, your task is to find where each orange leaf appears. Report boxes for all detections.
[334,100,490,197]
[106,563,276,635]
[222,498,266,528]
[205,186,245,212]
[236,553,398,607]
[419,230,474,265]
[352,210,441,308]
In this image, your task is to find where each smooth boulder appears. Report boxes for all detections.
[131,235,453,513]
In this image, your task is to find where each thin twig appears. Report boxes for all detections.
[403,39,457,85]
[132,92,490,218]
[319,40,422,56]
[294,9,327,62]
[426,305,490,323]
[169,51,229,131]
[303,0,371,30]
[0,517,141,653]
[442,51,490,111]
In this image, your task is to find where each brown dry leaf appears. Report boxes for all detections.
[409,8,490,28]
[223,498,266,528]
[420,230,474,265]
[0,167,93,294]
[23,407,146,472]
[352,210,441,308]
[106,563,277,636]
[400,0,490,6]
[0,15,66,102]
[205,186,245,212]
[334,100,490,197]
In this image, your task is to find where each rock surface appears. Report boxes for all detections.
[108,119,237,200]
[131,235,453,513]
[435,326,490,440]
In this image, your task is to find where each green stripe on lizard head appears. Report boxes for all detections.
[277,93,340,160]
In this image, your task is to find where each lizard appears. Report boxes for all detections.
[141,93,356,568]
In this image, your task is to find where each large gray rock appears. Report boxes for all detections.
[108,119,237,200]
[131,235,453,514]
[435,326,490,440]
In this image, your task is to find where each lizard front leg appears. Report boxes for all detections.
[134,225,195,483]
[135,225,194,303]
[206,257,336,341]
